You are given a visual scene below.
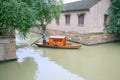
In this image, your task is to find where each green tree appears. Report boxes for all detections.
[106,0,120,34]
[0,0,63,37]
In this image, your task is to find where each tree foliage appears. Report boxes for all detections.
[0,0,63,37]
[106,0,120,33]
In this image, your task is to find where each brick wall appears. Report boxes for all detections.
[0,38,16,61]
[46,29,120,45]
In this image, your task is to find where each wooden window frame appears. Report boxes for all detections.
[65,14,70,25]
[55,18,60,25]
[78,14,85,26]
[104,14,108,25]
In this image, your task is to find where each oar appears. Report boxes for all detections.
[31,38,41,46]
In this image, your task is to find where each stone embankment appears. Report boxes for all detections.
[30,27,120,45]
[0,38,16,61]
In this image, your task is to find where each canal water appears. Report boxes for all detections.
[0,32,120,80]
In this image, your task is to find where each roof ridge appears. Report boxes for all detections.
[63,0,101,12]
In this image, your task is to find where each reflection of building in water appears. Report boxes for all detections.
[16,47,85,80]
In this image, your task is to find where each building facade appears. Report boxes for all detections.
[46,0,119,45]
[48,0,109,33]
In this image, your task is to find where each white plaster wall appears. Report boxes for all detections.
[47,11,89,34]
[86,0,111,33]
[47,0,111,34]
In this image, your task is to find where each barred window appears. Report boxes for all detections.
[65,14,70,25]
[104,14,108,25]
[78,14,84,25]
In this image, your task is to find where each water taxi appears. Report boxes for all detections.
[34,36,81,49]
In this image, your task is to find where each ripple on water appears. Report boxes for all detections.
[17,47,85,80]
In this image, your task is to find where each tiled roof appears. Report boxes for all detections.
[62,0,101,12]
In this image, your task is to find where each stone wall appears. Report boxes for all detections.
[0,38,16,61]
[46,29,120,45]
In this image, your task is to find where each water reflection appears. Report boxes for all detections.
[17,47,85,80]
[6,32,120,80]
[41,43,120,80]
[0,55,36,80]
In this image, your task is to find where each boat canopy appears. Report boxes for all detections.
[49,36,66,39]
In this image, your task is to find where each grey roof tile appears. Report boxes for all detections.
[62,0,101,12]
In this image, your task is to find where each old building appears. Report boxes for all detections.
[46,0,119,45]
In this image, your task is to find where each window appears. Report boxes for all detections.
[55,18,59,25]
[78,14,84,25]
[65,14,70,25]
[104,14,108,25]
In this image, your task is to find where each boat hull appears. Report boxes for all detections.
[34,42,81,49]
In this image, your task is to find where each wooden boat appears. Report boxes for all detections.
[34,36,81,49]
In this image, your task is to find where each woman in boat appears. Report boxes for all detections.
[42,34,46,45]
